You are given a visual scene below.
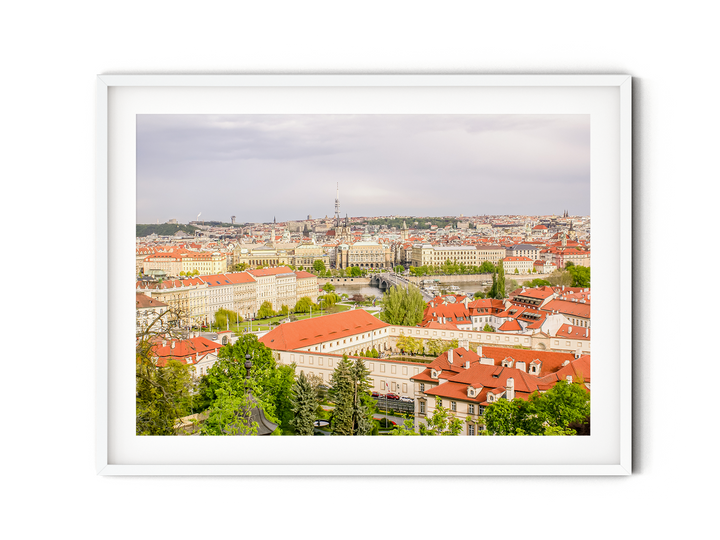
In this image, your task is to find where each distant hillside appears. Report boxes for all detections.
[136,224,199,237]
[363,217,458,230]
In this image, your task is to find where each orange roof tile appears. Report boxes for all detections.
[259,309,390,351]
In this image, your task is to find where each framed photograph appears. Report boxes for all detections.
[95,74,633,478]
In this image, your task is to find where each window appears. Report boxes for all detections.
[468,424,475,436]
[419,401,425,414]
[451,401,457,412]
[468,404,475,415]
[420,383,425,392]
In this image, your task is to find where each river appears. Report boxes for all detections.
[331,280,493,299]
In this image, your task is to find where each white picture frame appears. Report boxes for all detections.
[97,74,631,476]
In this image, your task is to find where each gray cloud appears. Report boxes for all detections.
[137,114,589,224]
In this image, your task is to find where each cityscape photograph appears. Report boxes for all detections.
[135,114,591,437]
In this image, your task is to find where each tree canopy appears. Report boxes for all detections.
[329,356,376,436]
[136,306,194,435]
[418,402,463,435]
[197,335,295,434]
[313,259,326,273]
[567,265,590,288]
[379,285,425,326]
[483,380,590,436]
[290,372,318,436]
[257,301,276,319]
[295,296,315,313]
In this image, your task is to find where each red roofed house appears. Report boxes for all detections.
[136,293,169,333]
[410,341,590,435]
[152,336,224,379]
[260,309,392,357]
[542,297,591,330]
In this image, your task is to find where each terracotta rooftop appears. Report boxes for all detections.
[259,309,390,351]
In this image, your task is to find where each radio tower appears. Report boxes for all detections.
[334,183,340,223]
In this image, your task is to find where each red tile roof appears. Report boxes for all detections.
[152,336,222,367]
[136,293,168,309]
[555,324,591,340]
[543,298,591,318]
[259,309,390,351]
[416,347,590,403]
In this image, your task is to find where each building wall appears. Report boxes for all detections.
[275,350,425,398]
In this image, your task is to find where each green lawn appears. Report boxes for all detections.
[224,303,355,333]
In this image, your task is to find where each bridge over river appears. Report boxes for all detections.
[369,273,435,301]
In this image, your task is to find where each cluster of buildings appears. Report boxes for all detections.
[422,284,590,339]
[136,266,319,328]
[137,187,589,281]
[147,293,591,435]
[139,191,591,434]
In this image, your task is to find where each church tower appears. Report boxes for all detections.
[401,220,409,241]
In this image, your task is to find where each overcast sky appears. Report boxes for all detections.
[136,114,589,224]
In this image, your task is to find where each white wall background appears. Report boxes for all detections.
[68,34,690,507]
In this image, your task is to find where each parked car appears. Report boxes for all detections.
[385,393,400,400]
[371,391,380,398]
[399,396,413,403]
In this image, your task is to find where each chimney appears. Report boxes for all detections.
[566,375,573,383]
[171,341,175,349]
[463,297,469,308]
[506,378,515,400]
[447,349,453,364]
[476,344,482,357]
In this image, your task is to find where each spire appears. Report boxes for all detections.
[335,182,340,221]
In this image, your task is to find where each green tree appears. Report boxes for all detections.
[390,418,419,435]
[198,335,295,433]
[313,259,326,274]
[418,401,463,435]
[279,305,289,317]
[483,323,495,332]
[487,271,498,298]
[349,266,363,277]
[258,301,276,319]
[233,262,249,272]
[496,263,506,298]
[214,308,241,328]
[396,334,420,355]
[136,307,194,435]
[473,290,485,299]
[319,292,340,309]
[524,278,551,288]
[323,282,335,292]
[200,386,259,436]
[529,380,590,432]
[295,296,314,313]
[394,265,405,274]
[136,358,193,435]
[547,269,573,287]
[425,339,458,358]
[567,265,590,288]
[329,356,375,436]
[483,380,590,436]
[379,285,425,326]
[290,372,318,436]
[479,261,496,273]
